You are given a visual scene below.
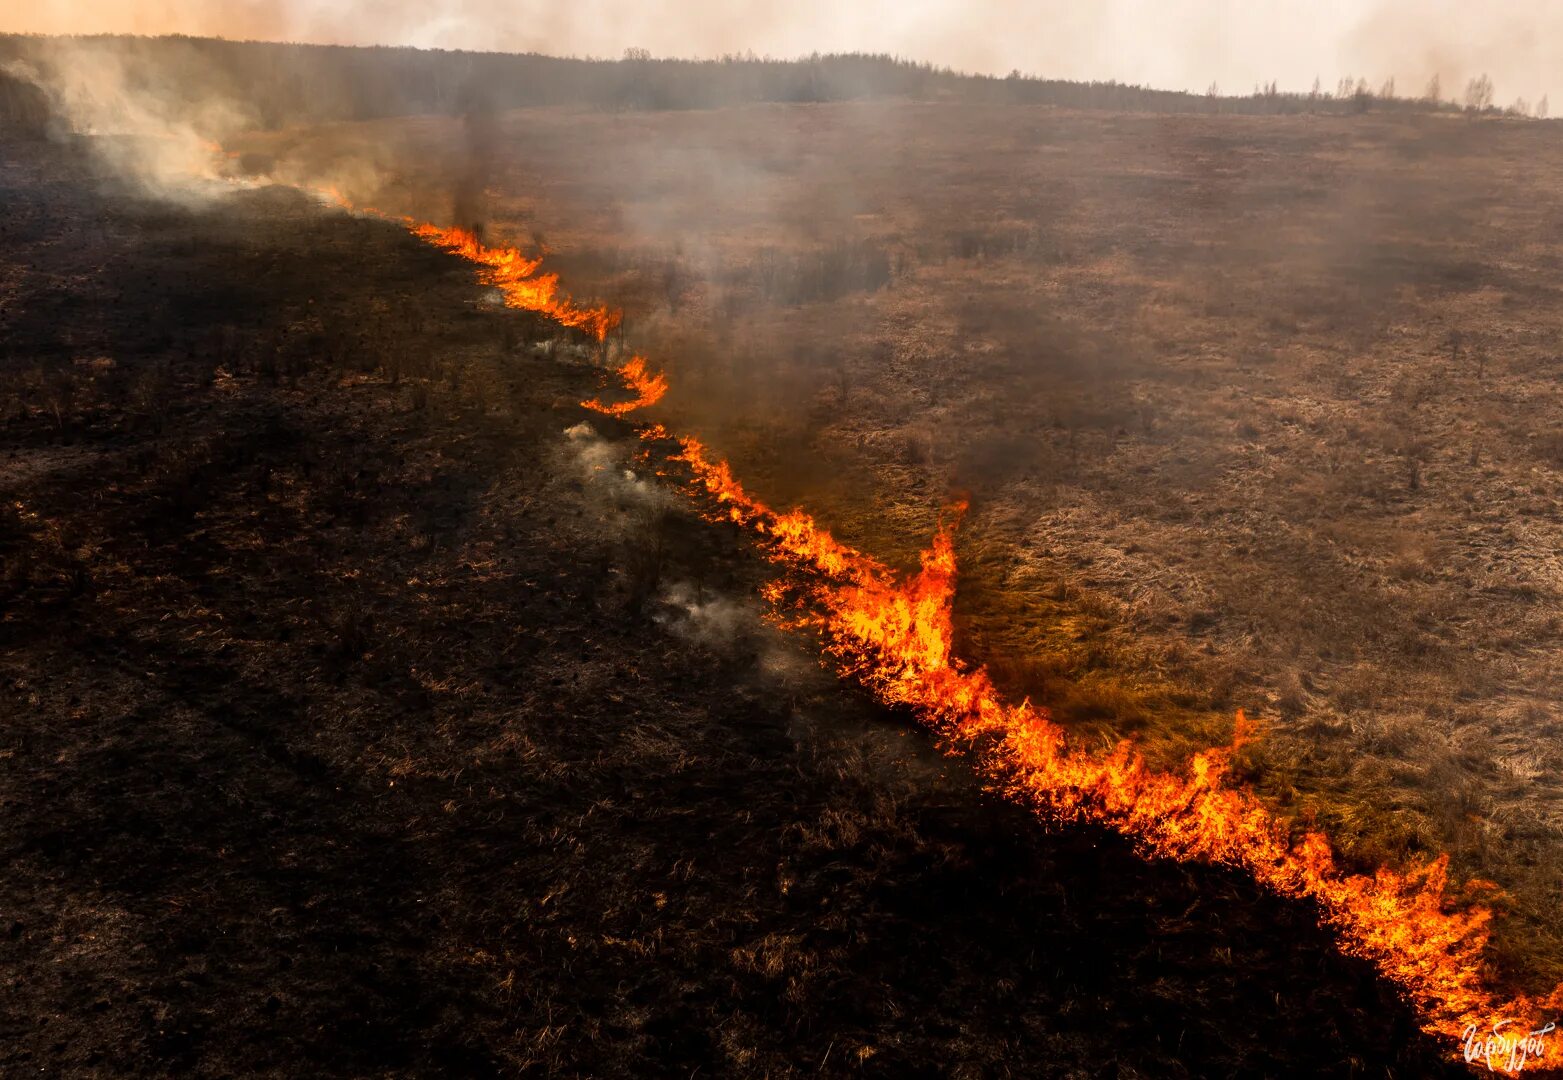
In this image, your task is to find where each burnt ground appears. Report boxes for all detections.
[0,136,1468,1077]
[254,102,1563,982]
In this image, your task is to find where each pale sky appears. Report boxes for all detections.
[5,1,1558,105]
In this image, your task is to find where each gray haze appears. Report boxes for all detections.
[4,1,1559,105]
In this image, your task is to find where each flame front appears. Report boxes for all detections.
[298,167,1560,1073]
[307,184,620,341]
[409,223,621,340]
[582,356,668,416]
[663,429,1563,1069]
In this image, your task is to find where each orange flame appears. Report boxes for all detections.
[408,223,620,340]
[659,428,1563,1071]
[582,355,668,416]
[315,187,1561,1073]
[310,187,619,341]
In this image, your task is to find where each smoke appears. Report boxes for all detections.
[1343,0,1559,108]
[451,85,498,237]
[561,420,784,672]
[561,421,819,682]
[4,1,1557,220]
[6,36,252,200]
[655,581,754,648]
[654,580,829,693]
[562,420,667,511]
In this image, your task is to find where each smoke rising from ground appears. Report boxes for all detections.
[656,582,756,649]
[4,36,251,200]
[562,421,667,511]
[562,421,795,674]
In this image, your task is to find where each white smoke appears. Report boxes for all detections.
[563,421,667,510]
[656,581,753,648]
[9,38,252,201]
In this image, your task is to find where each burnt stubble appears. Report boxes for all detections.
[0,135,1466,1077]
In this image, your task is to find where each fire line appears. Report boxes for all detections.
[311,181,1561,1075]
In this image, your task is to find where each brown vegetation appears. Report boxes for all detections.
[0,134,1468,1076]
[247,100,1563,989]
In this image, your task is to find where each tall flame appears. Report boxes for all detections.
[297,165,1560,1073]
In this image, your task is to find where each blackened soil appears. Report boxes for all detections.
[0,137,1464,1078]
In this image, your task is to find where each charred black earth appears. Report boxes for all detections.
[0,136,1465,1077]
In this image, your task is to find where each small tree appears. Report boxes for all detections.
[1352,77,1372,112]
[1425,72,1442,104]
[1465,73,1494,112]
[830,356,852,408]
[1539,95,1551,120]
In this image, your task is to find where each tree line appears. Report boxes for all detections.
[0,33,1542,136]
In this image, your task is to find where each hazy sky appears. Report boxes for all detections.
[5,1,1557,104]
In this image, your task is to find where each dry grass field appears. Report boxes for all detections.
[0,133,1471,1076]
[246,101,1563,986]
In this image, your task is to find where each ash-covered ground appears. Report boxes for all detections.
[0,136,1466,1077]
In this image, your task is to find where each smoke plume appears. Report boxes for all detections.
[5,36,251,200]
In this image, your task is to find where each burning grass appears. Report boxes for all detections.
[331,184,1562,1069]
[8,71,1562,1070]
[235,100,1563,998]
[0,134,1469,1077]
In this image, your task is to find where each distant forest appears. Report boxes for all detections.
[0,32,1487,136]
